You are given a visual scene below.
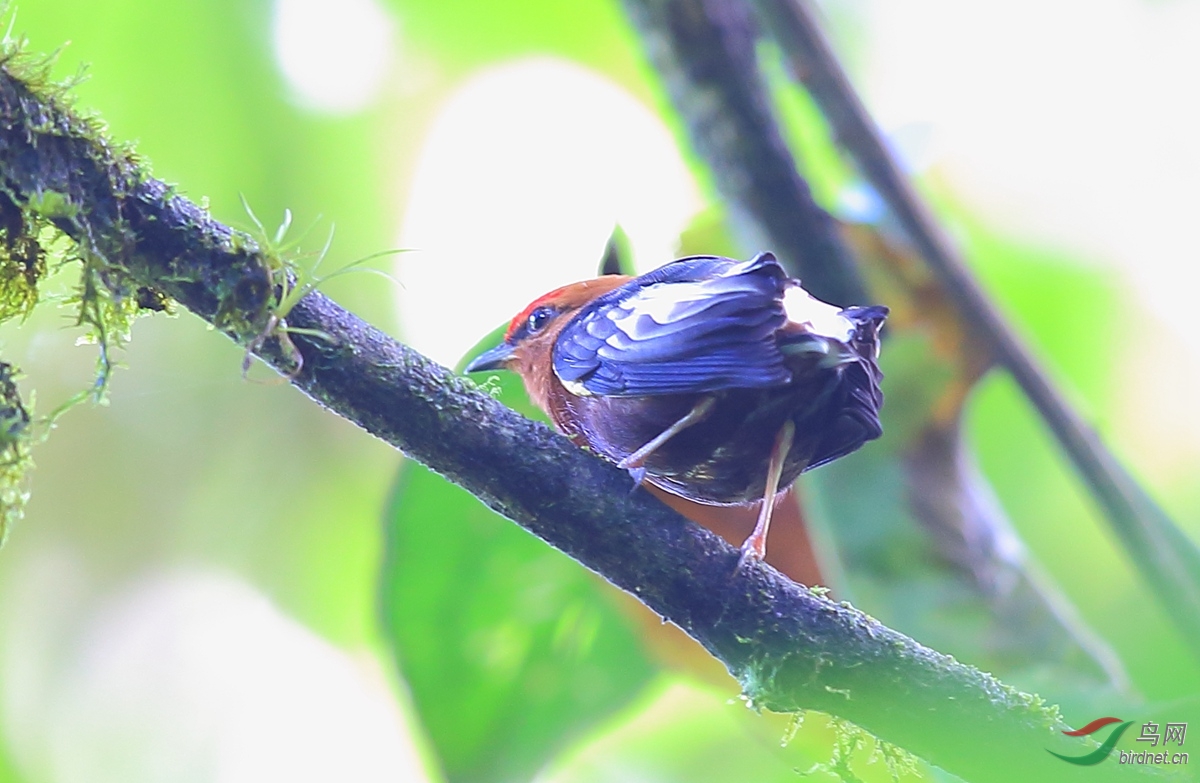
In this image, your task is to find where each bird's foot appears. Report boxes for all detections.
[733,533,767,575]
[625,465,648,490]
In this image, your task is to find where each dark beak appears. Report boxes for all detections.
[464,342,516,373]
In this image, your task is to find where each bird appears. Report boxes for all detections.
[465,252,887,567]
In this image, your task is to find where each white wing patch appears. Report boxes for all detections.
[782,283,854,342]
[608,277,771,342]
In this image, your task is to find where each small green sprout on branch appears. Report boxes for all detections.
[238,196,406,379]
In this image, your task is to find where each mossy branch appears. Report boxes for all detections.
[0,55,1168,783]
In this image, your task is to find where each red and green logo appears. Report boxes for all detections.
[1049,717,1134,765]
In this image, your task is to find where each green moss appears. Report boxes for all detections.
[0,191,46,322]
[871,739,923,782]
[800,717,925,783]
[0,36,196,543]
[0,38,163,394]
[26,189,80,221]
[0,362,31,546]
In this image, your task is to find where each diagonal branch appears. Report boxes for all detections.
[619,0,867,305]
[0,58,1165,783]
[749,0,1200,658]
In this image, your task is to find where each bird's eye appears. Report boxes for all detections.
[527,306,554,333]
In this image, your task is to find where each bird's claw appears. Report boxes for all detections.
[625,465,648,490]
[733,537,766,576]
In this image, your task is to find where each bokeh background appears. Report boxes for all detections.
[1,0,1199,781]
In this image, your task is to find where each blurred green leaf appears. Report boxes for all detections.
[397,0,641,80]
[599,224,636,277]
[0,738,23,783]
[380,334,659,783]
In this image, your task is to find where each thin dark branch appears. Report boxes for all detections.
[619,0,867,305]
[748,0,1200,658]
[0,59,1168,783]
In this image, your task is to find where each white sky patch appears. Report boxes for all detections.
[841,0,1200,471]
[0,559,429,783]
[272,0,396,114]
[851,0,1200,343]
[782,284,853,342]
[396,57,702,368]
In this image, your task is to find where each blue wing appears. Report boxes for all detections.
[553,253,793,396]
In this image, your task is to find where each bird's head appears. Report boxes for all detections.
[465,275,630,404]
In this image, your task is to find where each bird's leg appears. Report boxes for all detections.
[736,419,797,571]
[618,396,716,484]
